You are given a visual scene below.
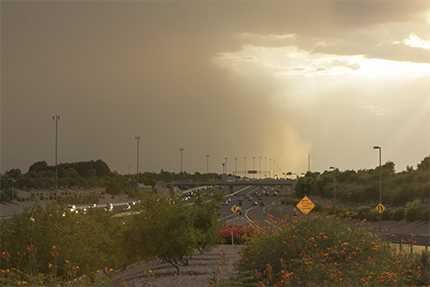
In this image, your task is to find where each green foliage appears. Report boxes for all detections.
[28,161,49,174]
[123,195,218,273]
[0,204,128,284]
[405,200,423,221]
[295,156,430,213]
[226,216,428,286]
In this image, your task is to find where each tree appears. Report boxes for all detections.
[189,203,219,252]
[5,168,22,178]
[418,156,430,172]
[124,196,200,274]
[28,161,49,173]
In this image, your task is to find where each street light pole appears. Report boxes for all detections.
[373,146,382,203]
[373,145,382,233]
[258,156,262,178]
[234,157,238,176]
[52,114,60,190]
[180,148,184,173]
[243,156,247,177]
[135,136,141,177]
[329,166,337,215]
[269,158,272,178]
[264,157,267,177]
[205,154,210,174]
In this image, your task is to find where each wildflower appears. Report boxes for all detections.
[281,270,294,282]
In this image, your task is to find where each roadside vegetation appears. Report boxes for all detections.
[219,216,430,286]
[0,193,219,286]
[0,160,224,203]
[294,155,430,222]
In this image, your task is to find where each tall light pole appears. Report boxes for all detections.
[273,159,276,178]
[269,158,272,178]
[329,166,337,214]
[224,157,228,174]
[258,156,262,178]
[264,157,267,177]
[52,114,60,190]
[373,146,382,233]
[234,157,238,176]
[373,146,382,204]
[205,154,210,174]
[135,136,141,178]
[179,148,184,173]
[243,156,247,176]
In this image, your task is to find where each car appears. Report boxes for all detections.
[253,201,259,206]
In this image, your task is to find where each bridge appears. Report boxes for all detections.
[170,179,295,189]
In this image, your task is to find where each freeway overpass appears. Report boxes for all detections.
[171,179,295,189]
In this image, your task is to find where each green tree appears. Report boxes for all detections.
[124,196,200,274]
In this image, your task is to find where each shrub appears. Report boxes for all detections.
[225,216,427,286]
[405,200,422,221]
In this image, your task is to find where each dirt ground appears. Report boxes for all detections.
[111,245,242,287]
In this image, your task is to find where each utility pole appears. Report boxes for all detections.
[205,154,210,174]
[308,153,311,172]
[224,157,228,174]
[52,114,60,190]
[179,148,184,173]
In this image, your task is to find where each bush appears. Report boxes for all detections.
[0,204,128,283]
[405,200,422,221]
[122,195,218,274]
[224,216,427,286]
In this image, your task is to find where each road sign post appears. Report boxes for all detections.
[296,196,315,215]
[375,203,385,215]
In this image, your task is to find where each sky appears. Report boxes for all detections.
[1,0,430,175]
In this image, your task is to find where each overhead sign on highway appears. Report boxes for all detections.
[296,196,315,215]
[375,203,385,214]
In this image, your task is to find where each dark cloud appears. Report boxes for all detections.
[1,0,430,173]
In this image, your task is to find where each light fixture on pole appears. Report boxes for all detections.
[329,166,338,214]
[205,154,210,174]
[135,137,141,179]
[52,114,61,190]
[179,148,184,173]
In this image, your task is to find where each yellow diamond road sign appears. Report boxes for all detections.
[376,203,385,214]
[296,196,315,215]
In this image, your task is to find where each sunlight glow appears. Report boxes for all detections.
[215,45,430,79]
[403,34,430,50]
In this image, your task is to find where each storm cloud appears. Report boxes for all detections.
[1,0,430,174]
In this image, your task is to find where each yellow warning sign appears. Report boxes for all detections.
[230,205,241,215]
[376,203,385,214]
[296,196,315,215]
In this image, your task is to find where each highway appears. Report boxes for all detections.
[218,185,430,249]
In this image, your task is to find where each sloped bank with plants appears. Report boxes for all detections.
[0,193,220,286]
[218,216,430,286]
